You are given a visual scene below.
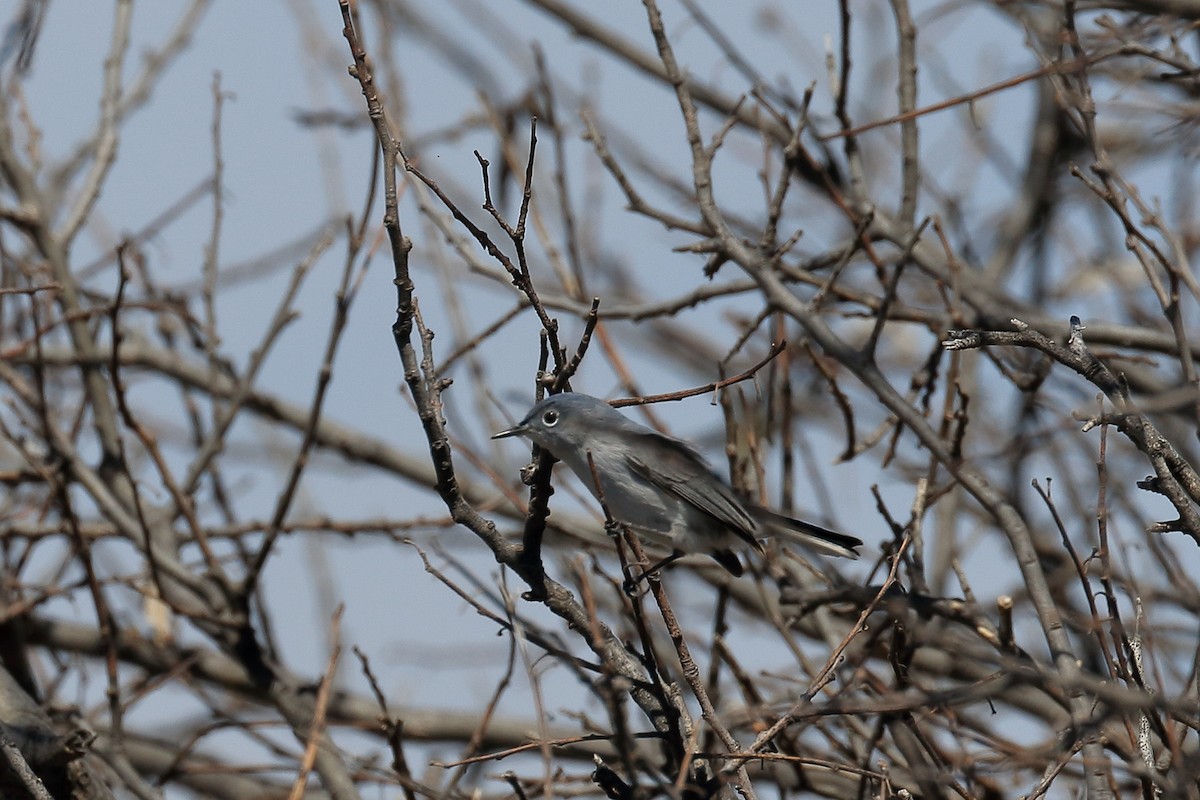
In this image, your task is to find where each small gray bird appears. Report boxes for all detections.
[493,392,862,575]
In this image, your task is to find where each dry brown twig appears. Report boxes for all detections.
[2,1,1200,797]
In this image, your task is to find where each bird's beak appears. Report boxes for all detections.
[491,424,526,440]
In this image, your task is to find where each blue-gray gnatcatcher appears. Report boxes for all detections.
[493,393,862,575]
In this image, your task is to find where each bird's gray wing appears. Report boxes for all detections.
[624,430,763,551]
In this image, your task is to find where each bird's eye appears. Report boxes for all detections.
[542,410,559,426]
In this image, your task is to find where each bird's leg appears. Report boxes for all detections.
[622,550,685,596]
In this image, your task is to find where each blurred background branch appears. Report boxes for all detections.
[0,0,1198,797]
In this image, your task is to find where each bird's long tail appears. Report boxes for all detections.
[757,509,863,559]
